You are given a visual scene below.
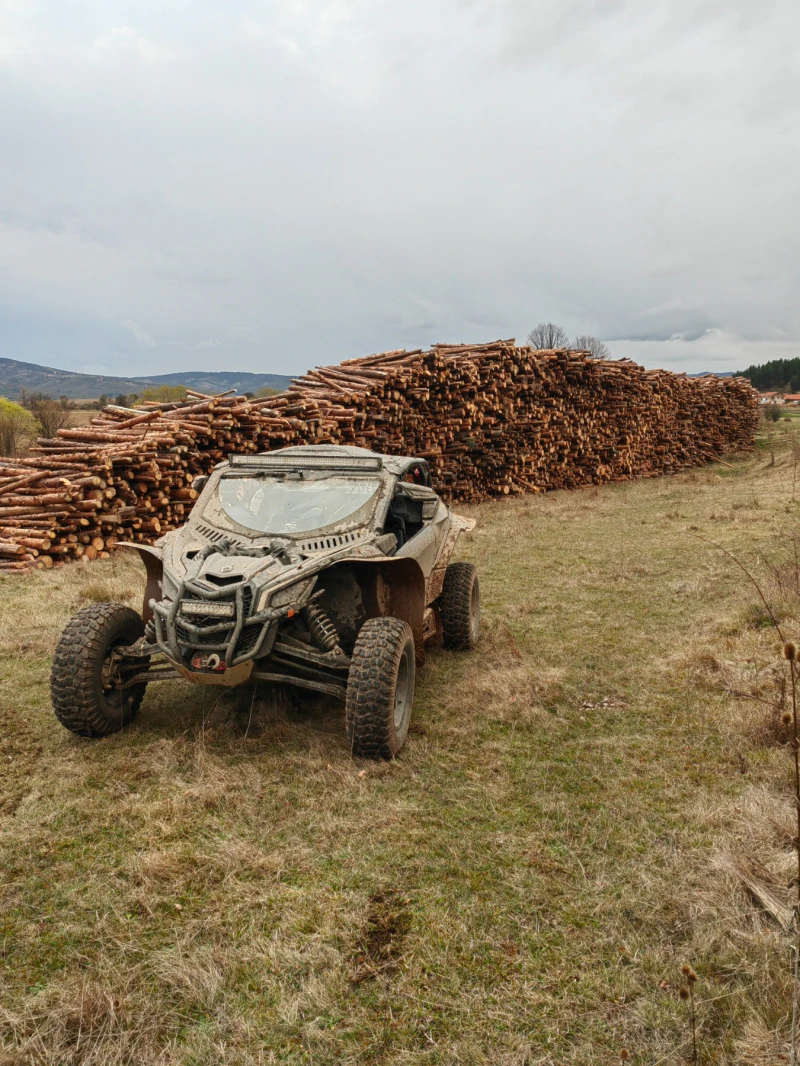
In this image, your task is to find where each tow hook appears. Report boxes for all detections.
[190,653,227,672]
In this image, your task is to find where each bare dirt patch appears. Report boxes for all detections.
[351,890,412,983]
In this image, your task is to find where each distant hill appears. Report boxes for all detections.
[0,357,293,400]
[144,370,294,395]
[736,357,800,393]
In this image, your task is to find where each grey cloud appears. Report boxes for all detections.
[0,0,797,376]
[123,320,157,348]
[611,328,716,344]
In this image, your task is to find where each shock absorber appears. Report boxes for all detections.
[302,602,339,652]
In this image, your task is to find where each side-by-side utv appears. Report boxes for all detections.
[50,446,479,758]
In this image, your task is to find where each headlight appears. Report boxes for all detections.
[180,601,235,618]
[257,579,314,613]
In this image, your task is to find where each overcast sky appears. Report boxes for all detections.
[1,0,798,378]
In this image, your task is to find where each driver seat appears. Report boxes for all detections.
[385,493,425,550]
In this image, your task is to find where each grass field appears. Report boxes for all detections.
[65,409,98,428]
[1,420,798,1064]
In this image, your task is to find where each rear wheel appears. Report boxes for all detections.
[439,562,480,650]
[50,603,149,738]
[346,617,415,759]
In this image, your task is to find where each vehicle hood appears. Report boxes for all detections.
[157,522,398,602]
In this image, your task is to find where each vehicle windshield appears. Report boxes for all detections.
[215,475,382,536]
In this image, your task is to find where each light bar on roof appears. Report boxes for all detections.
[228,454,382,470]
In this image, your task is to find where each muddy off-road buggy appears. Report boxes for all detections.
[51,446,479,758]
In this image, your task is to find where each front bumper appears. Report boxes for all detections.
[151,579,283,671]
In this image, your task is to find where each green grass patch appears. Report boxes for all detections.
[0,438,797,1063]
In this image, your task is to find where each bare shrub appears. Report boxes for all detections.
[29,395,71,438]
[526,321,569,349]
[573,334,610,359]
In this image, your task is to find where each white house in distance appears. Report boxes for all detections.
[760,391,800,406]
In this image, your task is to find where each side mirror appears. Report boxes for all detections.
[192,475,209,494]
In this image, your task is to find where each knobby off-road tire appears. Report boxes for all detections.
[439,562,480,650]
[346,617,416,760]
[51,603,148,738]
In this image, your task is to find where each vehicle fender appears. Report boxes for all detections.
[427,512,477,601]
[118,543,163,623]
[352,558,426,663]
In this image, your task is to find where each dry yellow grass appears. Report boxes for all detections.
[1,418,799,1063]
[65,410,97,428]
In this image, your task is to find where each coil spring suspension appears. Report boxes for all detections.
[302,602,339,652]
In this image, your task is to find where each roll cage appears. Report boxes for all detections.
[194,450,434,547]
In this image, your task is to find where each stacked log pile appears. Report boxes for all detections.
[0,342,759,571]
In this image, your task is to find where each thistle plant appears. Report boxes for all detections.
[679,965,699,1064]
[692,533,800,1062]
[782,640,800,1066]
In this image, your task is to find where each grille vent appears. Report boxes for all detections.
[195,522,247,548]
[235,624,260,658]
[297,531,365,554]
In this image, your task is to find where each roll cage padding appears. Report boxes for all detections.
[394,458,432,487]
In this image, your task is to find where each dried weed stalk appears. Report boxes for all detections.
[783,640,800,1066]
[679,965,699,1064]
[695,533,800,1062]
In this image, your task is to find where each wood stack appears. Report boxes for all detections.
[0,343,759,571]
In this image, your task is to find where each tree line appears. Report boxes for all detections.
[736,357,800,393]
[526,323,610,360]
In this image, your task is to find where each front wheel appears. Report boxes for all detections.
[50,603,149,738]
[346,617,415,759]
